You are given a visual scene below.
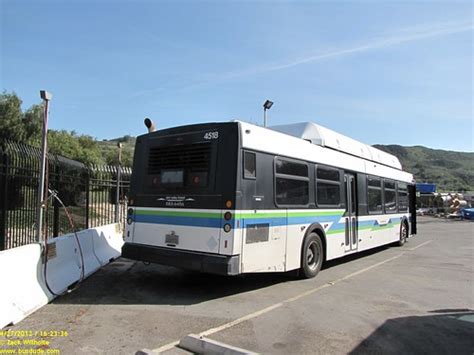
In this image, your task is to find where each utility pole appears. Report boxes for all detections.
[36,90,52,242]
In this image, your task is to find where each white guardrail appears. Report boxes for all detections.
[0,223,124,329]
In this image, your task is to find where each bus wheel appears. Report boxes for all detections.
[301,232,323,278]
[398,222,408,246]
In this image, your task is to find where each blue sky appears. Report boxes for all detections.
[1,0,473,151]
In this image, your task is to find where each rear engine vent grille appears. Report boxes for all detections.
[147,143,212,174]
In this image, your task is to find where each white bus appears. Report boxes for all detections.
[122,120,417,278]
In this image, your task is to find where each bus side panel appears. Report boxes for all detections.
[240,212,286,273]
[324,231,347,261]
[286,210,348,267]
[284,220,305,271]
[356,214,403,252]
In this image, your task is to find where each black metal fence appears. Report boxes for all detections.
[0,141,132,251]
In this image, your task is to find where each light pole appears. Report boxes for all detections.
[263,100,273,127]
[115,142,122,224]
[36,90,52,243]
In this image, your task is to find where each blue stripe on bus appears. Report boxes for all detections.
[134,214,223,228]
[133,212,402,233]
[240,215,342,228]
[134,213,343,229]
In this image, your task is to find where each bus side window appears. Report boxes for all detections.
[315,166,341,207]
[368,177,383,214]
[384,180,397,213]
[398,182,408,212]
[274,158,309,206]
[244,151,256,179]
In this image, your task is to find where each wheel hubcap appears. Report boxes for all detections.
[307,242,319,270]
[401,226,407,241]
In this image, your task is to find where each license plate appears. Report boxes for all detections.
[165,232,179,245]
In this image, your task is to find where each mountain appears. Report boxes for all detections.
[374,145,474,192]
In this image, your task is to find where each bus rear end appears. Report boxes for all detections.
[122,122,241,275]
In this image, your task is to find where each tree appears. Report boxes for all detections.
[22,104,43,145]
[47,130,105,166]
[0,91,43,144]
[0,92,24,142]
[1,91,134,167]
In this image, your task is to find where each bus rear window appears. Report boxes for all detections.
[147,142,212,190]
[161,169,184,186]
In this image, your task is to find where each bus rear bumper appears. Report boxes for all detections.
[121,242,240,276]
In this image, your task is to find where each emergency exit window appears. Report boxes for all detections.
[244,151,256,179]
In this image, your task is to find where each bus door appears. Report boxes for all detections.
[344,173,358,252]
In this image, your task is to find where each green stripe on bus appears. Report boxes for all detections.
[238,210,344,219]
[135,210,222,218]
[371,223,396,231]
[327,228,345,235]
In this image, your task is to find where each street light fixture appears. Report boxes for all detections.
[263,100,273,127]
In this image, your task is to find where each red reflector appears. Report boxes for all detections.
[224,240,228,248]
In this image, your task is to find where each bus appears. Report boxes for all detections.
[122,120,417,278]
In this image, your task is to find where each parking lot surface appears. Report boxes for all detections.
[2,217,473,354]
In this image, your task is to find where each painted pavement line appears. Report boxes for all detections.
[408,240,433,250]
[151,240,432,353]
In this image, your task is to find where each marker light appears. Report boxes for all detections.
[225,200,232,208]
[128,208,134,215]
[224,212,232,221]
[223,223,232,233]
[127,217,133,225]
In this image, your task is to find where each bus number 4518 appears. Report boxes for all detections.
[204,131,219,140]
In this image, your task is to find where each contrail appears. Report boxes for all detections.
[220,22,473,79]
[266,23,473,72]
[146,21,474,94]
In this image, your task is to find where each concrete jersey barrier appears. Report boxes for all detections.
[0,223,123,329]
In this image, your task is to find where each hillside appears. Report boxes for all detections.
[99,135,136,167]
[374,145,474,192]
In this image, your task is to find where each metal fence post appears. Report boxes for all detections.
[0,152,8,251]
[52,165,60,238]
[85,169,90,229]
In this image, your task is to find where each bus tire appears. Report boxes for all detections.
[301,232,323,278]
[398,221,408,246]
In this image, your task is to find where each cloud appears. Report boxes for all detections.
[130,87,164,98]
[221,21,474,79]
